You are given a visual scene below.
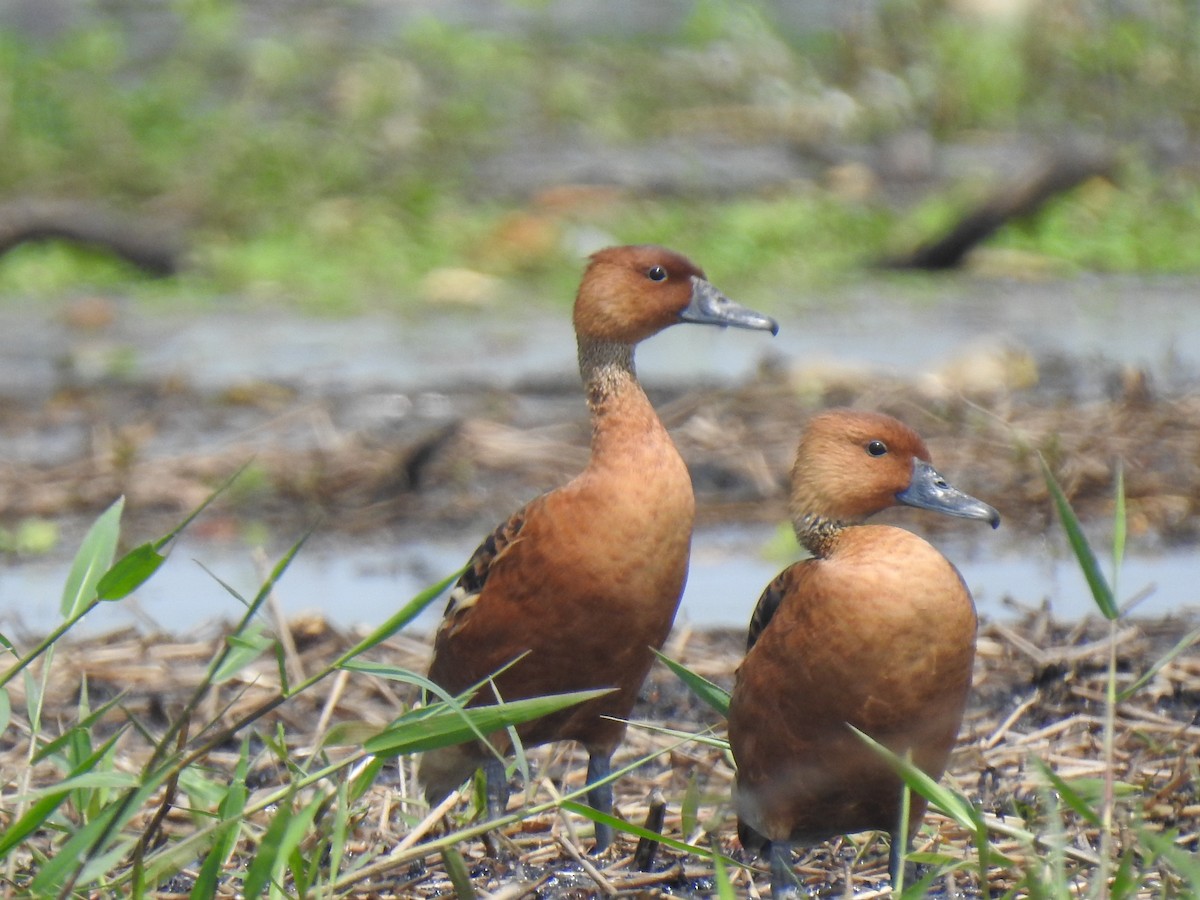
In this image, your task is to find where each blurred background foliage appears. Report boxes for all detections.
[1,0,1199,310]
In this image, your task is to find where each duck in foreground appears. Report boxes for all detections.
[419,245,777,851]
[727,409,999,897]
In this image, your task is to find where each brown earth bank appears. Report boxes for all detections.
[0,356,1194,557]
[2,606,1198,897]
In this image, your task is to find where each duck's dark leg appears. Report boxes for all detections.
[484,757,511,821]
[768,841,802,898]
[585,751,615,852]
[889,827,916,892]
[480,758,514,859]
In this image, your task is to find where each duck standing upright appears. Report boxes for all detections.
[420,245,778,850]
[727,409,999,896]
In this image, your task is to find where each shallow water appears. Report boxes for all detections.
[2,525,1195,639]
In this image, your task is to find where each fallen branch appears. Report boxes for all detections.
[0,198,183,275]
[884,146,1116,270]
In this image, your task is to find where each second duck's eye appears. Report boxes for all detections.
[646,265,668,282]
[866,440,888,457]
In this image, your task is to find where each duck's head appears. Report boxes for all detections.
[574,245,778,345]
[789,409,1000,528]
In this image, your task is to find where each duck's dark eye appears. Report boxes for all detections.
[646,265,668,282]
[867,440,888,457]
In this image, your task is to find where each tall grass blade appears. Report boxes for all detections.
[242,791,323,899]
[1119,625,1200,700]
[1138,828,1200,890]
[558,800,731,860]
[99,465,249,604]
[60,496,124,618]
[346,567,461,658]
[1111,462,1125,593]
[849,726,983,835]
[33,692,127,763]
[362,688,612,756]
[712,839,737,900]
[624,719,730,750]
[653,650,731,716]
[1109,851,1137,900]
[154,461,254,551]
[441,846,476,900]
[327,775,351,892]
[1039,454,1118,620]
[1032,759,1102,826]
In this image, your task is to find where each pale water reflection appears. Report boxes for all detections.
[1,528,1194,639]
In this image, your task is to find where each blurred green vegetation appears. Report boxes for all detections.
[2,0,1199,312]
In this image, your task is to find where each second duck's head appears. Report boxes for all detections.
[789,409,1001,529]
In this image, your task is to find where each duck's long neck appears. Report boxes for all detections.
[578,337,668,462]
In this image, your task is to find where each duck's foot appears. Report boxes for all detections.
[768,841,806,898]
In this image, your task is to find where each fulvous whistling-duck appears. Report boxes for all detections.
[420,245,778,851]
[727,409,999,896]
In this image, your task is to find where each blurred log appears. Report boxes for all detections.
[883,148,1116,270]
[0,198,183,275]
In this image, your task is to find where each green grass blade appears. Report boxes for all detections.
[1033,758,1101,826]
[0,686,9,737]
[96,542,167,601]
[1109,849,1138,899]
[1111,461,1125,593]
[1039,454,1118,620]
[681,773,700,839]
[441,845,476,900]
[60,496,124,618]
[327,775,351,892]
[712,839,737,900]
[242,790,323,899]
[1120,625,1200,700]
[362,688,612,756]
[19,770,140,800]
[624,719,730,750]
[212,623,275,683]
[848,725,983,835]
[653,650,731,716]
[559,800,735,861]
[176,740,250,897]
[152,461,255,552]
[34,691,128,762]
[343,567,461,659]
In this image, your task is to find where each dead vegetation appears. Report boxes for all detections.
[3,603,1197,897]
[0,360,1196,552]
